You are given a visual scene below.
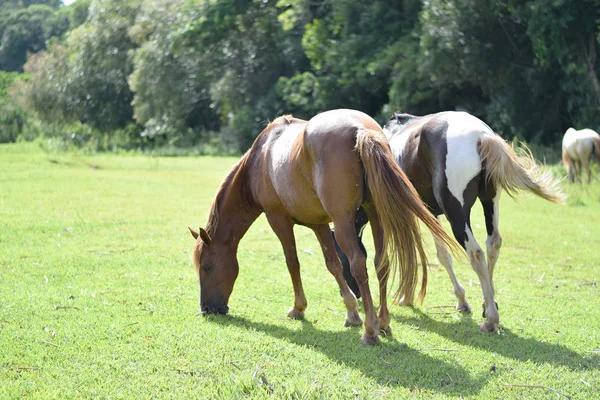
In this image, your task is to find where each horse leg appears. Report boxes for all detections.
[446,209,498,332]
[564,156,576,183]
[574,160,582,183]
[265,213,307,319]
[433,222,470,312]
[311,224,362,327]
[481,193,502,297]
[333,218,380,345]
[364,209,392,335]
[582,156,592,183]
[331,206,368,299]
[462,226,498,331]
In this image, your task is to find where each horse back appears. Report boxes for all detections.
[387,112,491,212]
[250,109,382,225]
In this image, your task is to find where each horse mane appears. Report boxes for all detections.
[204,150,253,237]
[391,112,420,126]
[204,114,300,236]
[265,114,299,132]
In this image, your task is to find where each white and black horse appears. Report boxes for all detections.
[335,111,564,332]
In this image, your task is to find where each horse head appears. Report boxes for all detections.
[189,227,239,315]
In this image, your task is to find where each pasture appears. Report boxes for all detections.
[1,142,599,399]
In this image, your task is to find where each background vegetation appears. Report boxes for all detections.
[0,0,599,155]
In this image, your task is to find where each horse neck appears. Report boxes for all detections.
[210,158,260,249]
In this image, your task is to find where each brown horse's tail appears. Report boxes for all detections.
[479,134,565,203]
[355,129,461,303]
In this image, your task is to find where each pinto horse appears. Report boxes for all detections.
[336,111,564,332]
[189,109,459,344]
[562,127,600,183]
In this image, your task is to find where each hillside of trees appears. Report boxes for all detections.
[1,0,599,154]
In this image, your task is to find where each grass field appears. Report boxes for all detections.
[1,142,599,399]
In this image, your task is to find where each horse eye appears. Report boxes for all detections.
[202,264,213,273]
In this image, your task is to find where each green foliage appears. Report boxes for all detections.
[1,143,599,398]
[129,0,218,146]
[179,0,310,149]
[68,0,91,29]
[0,71,29,143]
[0,1,70,72]
[285,1,422,118]
[390,0,600,143]
[19,0,137,132]
[8,0,600,151]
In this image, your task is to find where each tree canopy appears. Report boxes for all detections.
[2,0,600,150]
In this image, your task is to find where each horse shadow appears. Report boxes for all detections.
[209,313,490,396]
[392,308,599,372]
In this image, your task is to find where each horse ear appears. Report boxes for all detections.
[199,228,212,246]
[188,227,199,239]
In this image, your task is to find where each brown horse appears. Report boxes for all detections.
[189,109,459,344]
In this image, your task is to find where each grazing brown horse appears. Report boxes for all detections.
[336,111,564,332]
[562,127,600,183]
[189,109,459,344]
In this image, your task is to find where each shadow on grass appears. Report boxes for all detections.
[209,314,489,396]
[393,308,599,371]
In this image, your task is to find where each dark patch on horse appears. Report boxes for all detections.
[332,207,368,298]
[478,168,497,236]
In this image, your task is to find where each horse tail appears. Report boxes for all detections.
[479,134,565,203]
[561,149,570,169]
[355,129,461,303]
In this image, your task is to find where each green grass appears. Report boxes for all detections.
[1,142,598,399]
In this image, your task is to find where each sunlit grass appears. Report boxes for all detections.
[1,142,598,399]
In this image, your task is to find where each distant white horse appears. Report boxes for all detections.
[562,128,600,183]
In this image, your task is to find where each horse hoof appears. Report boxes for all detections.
[344,312,363,327]
[481,301,499,318]
[479,321,498,333]
[457,302,471,313]
[287,308,304,320]
[379,325,393,337]
[360,333,380,345]
[397,297,413,307]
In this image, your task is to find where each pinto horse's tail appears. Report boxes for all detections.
[355,129,461,303]
[479,134,565,203]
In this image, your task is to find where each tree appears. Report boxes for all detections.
[388,0,600,143]
[0,4,65,71]
[128,0,219,146]
[20,0,137,131]
[180,0,309,150]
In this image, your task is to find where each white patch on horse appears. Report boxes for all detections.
[269,127,299,193]
[444,112,492,206]
[266,123,310,213]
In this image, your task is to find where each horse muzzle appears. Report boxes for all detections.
[200,304,229,315]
